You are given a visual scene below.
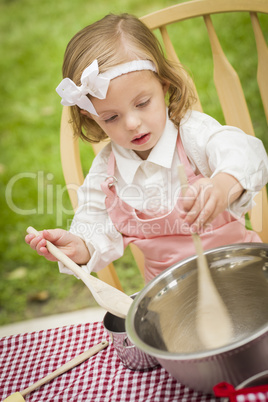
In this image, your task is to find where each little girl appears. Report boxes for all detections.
[26,13,268,283]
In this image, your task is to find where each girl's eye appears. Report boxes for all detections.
[137,99,150,108]
[105,115,118,123]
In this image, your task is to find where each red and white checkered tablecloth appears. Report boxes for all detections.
[0,322,220,401]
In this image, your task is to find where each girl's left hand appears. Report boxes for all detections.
[180,173,244,232]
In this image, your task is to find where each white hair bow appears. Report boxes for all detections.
[56,60,109,116]
[56,59,157,116]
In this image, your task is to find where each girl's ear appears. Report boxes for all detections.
[80,109,92,118]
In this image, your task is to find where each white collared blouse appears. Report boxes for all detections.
[60,110,268,275]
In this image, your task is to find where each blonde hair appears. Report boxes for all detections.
[62,13,195,143]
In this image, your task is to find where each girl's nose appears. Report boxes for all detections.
[125,112,141,131]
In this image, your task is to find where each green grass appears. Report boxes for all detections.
[0,0,267,325]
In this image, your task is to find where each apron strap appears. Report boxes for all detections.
[107,150,116,176]
[176,130,196,180]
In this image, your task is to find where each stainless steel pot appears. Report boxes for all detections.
[126,243,268,394]
[103,294,159,370]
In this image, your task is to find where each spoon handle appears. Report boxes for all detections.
[177,165,210,273]
[177,165,233,348]
[21,341,108,396]
[26,227,132,318]
[26,226,97,286]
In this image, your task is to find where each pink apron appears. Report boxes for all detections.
[101,133,261,283]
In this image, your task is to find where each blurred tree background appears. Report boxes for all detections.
[0,0,267,326]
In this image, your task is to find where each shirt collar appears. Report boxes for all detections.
[111,113,178,183]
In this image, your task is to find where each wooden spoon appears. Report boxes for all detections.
[26,227,133,319]
[3,341,108,402]
[178,165,233,348]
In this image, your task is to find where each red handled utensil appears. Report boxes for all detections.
[214,381,268,401]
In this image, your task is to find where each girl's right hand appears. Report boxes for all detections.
[25,229,90,265]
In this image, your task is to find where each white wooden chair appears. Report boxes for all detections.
[60,0,268,289]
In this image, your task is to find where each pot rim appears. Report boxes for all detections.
[126,242,268,361]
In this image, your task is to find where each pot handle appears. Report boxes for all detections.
[214,382,268,401]
[123,336,135,348]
